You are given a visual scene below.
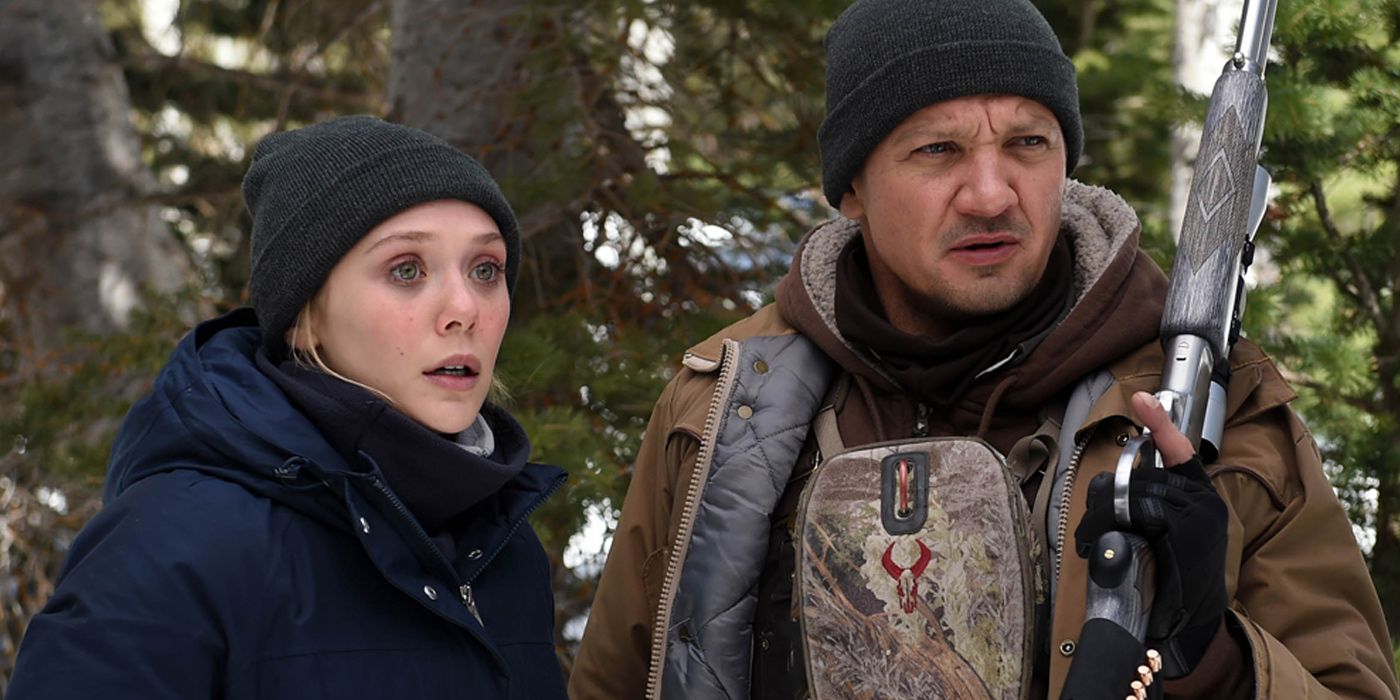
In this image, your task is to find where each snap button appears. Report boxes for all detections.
[1116,432,1131,446]
[1059,639,1076,656]
[737,405,754,419]
[424,585,438,601]
[359,517,371,534]
[753,360,769,374]
[467,549,483,560]
[760,638,771,651]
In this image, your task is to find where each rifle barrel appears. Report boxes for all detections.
[1236,0,1278,75]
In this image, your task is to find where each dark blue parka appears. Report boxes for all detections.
[7,309,568,699]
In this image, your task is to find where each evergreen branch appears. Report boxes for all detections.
[131,189,244,213]
[1286,371,1383,414]
[309,1,384,66]
[1388,163,1400,347]
[123,51,376,110]
[663,169,808,232]
[1310,180,1387,333]
[274,1,385,126]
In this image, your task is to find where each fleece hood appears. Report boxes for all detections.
[777,180,1169,425]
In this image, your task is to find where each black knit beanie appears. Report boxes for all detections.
[819,0,1083,208]
[242,115,520,355]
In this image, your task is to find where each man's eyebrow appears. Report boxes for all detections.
[1002,116,1060,133]
[894,114,1059,145]
[894,123,979,144]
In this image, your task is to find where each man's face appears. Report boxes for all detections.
[840,94,1067,336]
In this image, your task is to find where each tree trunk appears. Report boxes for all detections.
[0,0,189,376]
[1171,0,1240,240]
[386,0,539,192]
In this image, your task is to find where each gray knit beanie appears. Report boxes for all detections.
[242,115,520,355]
[819,0,1082,208]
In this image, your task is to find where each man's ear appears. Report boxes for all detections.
[839,178,865,220]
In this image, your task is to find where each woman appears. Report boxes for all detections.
[7,116,568,699]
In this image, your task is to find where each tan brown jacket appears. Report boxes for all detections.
[570,184,1398,699]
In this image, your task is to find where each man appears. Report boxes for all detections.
[570,0,1399,697]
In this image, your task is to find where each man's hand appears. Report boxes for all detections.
[1130,391,1195,466]
[1073,391,1229,678]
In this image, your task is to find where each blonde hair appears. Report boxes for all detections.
[286,303,510,407]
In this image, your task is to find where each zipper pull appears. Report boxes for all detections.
[915,403,929,437]
[460,584,483,626]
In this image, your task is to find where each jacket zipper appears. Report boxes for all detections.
[459,584,482,624]
[1053,425,1096,592]
[461,472,566,627]
[645,339,742,700]
[371,477,466,599]
[370,470,564,630]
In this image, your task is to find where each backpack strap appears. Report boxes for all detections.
[811,371,850,464]
[1047,367,1117,603]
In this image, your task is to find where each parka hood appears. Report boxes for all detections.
[105,308,354,526]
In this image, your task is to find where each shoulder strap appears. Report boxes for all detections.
[1056,368,1116,470]
[1047,367,1117,604]
[811,372,850,462]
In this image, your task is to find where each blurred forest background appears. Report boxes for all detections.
[1,0,1398,690]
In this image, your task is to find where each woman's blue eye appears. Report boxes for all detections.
[391,261,423,282]
[470,261,503,283]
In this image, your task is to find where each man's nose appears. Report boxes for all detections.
[951,150,1017,219]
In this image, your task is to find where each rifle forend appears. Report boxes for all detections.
[1158,0,1275,450]
[1160,66,1268,360]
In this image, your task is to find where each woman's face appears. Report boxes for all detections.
[296,199,510,434]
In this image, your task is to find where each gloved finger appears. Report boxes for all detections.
[1073,504,1118,557]
[1166,455,1211,483]
[1084,469,1172,521]
[1081,472,1173,539]
[1136,470,1200,505]
[1131,392,1196,467]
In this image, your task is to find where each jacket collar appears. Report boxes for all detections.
[257,351,528,534]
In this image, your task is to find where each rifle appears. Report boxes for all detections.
[1060,1,1278,697]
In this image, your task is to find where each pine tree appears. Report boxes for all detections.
[1244,0,1400,641]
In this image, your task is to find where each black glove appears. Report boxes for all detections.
[1074,456,1228,678]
